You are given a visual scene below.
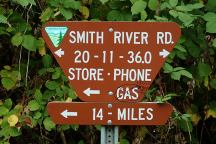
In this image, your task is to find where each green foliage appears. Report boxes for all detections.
[148,0,158,11]
[11,33,23,47]
[12,0,36,7]
[100,0,109,5]
[45,80,59,90]
[43,117,56,131]
[131,0,147,15]
[0,14,7,24]
[0,0,216,143]
[198,63,212,77]
[156,93,177,103]
[203,12,216,33]
[0,66,20,91]
[163,63,192,80]
[28,100,40,111]
[22,35,37,51]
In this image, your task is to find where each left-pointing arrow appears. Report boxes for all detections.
[83,88,100,96]
[61,109,77,118]
[55,48,64,57]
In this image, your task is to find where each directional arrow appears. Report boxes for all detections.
[61,109,77,118]
[54,48,64,57]
[83,88,100,96]
[159,49,170,58]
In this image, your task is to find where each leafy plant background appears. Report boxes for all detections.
[0,0,216,143]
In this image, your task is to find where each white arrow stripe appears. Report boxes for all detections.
[61,109,77,118]
[67,112,77,116]
[90,90,100,94]
[83,88,100,96]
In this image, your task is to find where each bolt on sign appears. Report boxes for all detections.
[42,22,181,125]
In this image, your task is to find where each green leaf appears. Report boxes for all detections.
[13,0,35,7]
[206,0,216,12]
[56,88,63,97]
[169,10,178,18]
[63,0,81,9]
[131,0,147,15]
[209,101,216,111]
[79,6,89,19]
[11,33,23,47]
[28,100,40,111]
[169,0,178,7]
[178,12,194,26]
[163,63,173,73]
[175,44,187,52]
[100,0,109,5]
[59,8,73,20]
[213,38,216,48]
[42,54,52,68]
[140,10,147,21]
[206,20,216,33]
[34,112,42,119]
[1,78,15,91]
[187,40,201,58]
[0,14,7,24]
[34,89,43,100]
[107,10,132,21]
[179,118,193,132]
[108,0,123,9]
[0,106,9,116]
[130,0,138,4]
[187,3,204,10]
[4,99,12,110]
[12,0,29,7]
[107,10,121,21]
[68,89,77,99]
[28,0,36,5]
[9,127,21,137]
[22,35,37,51]
[71,124,79,131]
[176,6,191,12]
[3,66,11,71]
[171,71,181,80]
[45,81,59,90]
[120,139,130,144]
[179,70,193,79]
[203,12,216,21]
[47,68,55,72]
[210,79,216,89]
[78,140,85,144]
[173,67,185,72]
[160,2,171,10]
[148,0,158,11]
[0,70,10,78]
[198,63,212,77]
[43,117,56,131]
[37,37,46,56]
[40,7,53,22]
[52,68,61,79]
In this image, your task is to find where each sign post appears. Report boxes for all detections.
[101,126,119,144]
[42,22,181,143]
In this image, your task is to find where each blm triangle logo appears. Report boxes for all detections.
[45,27,68,48]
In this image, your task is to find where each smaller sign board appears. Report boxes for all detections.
[47,102,173,125]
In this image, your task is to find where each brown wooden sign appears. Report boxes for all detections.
[42,22,181,102]
[47,102,173,125]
